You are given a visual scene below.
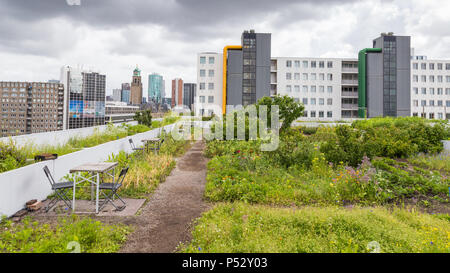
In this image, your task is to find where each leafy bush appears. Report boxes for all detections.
[256,95,304,132]
[0,140,26,173]
[134,110,152,127]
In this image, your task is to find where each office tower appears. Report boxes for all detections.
[195,30,271,115]
[359,32,411,118]
[225,30,271,112]
[148,73,164,104]
[0,81,64,137]
[60,66,106,129]
[183,83,196,111]
[171,78,183,108]
[121,83,131,104]
[130,66,143,105]
[112,89,121,102]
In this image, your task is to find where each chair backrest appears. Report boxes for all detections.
[116,166,129,185]
[128,138,135,149]
[43,166,56,187]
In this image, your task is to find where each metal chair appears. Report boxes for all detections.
[43,166,74,212]
[128,138,144,155]
[98,167,128,211]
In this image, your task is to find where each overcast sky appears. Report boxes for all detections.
[0,0,449,97]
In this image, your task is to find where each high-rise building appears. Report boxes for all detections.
[0,81,64,137]
[130,66,143,105]
[112,88,121,102]
[171,78,183,108]
[148,73,164,104]
[121,83,131,104]
[183,83,196,111]
[359,33,411,118]
[60,66,106,129]
[195,30,271,116]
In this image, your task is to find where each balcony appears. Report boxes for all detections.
[341,80,358,85]
[341,104,358,110]
[341,91,358,97]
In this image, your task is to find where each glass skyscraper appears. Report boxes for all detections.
[148,73,164,104]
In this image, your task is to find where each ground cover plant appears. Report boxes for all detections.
[0,215,129,253]
[179,203,450,253]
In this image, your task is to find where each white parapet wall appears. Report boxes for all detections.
[0,121,138,148]
[0,124,174,218]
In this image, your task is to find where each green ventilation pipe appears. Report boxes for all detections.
[358,48,382,118]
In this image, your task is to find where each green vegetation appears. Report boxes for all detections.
[187,103,450,253]
[180,203,450,253]
[134,110,152,127]
[0,215,129,253]
[65,134,190,200]
[256,95,304,132]
[0,113,181,174]
[408,152,450,173]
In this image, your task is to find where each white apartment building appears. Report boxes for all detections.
[411,58,450,120]
[195,52,223,116]
[271,57,359,121]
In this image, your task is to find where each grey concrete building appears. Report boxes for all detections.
[226,30,271,110]
[183,83,196,111]
[363,33,411,117]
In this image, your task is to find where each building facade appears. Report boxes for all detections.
[60,66,106,129]
[112,88,121,102]
[195,52,223,116]
[105,101,139,124]
[411,58,450,119]
[121,83,131,104]
[148,73,164,104]
[183,83,196,111]
[171,78,183,108]
[130,66,143,105]
[361,33,411,118]
[0,81,64,137]
[271,57,359,120]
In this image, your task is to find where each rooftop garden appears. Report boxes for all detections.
[179,95,450,253]
[0,113,180,174]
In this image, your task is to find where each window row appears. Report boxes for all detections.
[412,87,450,95]
[199,56,215,64]
[412,100,450,107]
[302,110,333,118]
[285,73,333,81]
[299,98,333,106]
[199,69,215,77]
[412,63,450,70]
[198,83,215,90]
[412,112,448,119]
[285,85,333,93]
[198,96,215,103]
[412,75,450,83]
[286,60,333,69]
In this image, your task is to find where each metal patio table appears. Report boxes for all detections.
[69,162,118,213]
[141,138,161,154]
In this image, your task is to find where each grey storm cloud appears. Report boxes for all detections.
[0,0,363,56]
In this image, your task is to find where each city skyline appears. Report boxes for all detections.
[0,0,449,97]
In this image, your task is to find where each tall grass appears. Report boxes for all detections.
[180,203,450,253]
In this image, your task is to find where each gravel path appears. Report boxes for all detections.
[119,141,210,253]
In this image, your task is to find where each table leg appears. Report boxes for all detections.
[72,174,77,212]
[96,173,100,213]
[91,172,94,201]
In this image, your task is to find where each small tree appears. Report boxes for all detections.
[256,95,304,132]
[134,110,152,127]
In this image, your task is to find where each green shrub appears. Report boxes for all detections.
[0,216,129,253]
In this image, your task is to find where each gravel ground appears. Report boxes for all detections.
[119,140,211,253]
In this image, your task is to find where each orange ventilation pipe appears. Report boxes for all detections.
[222,45,242,114]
